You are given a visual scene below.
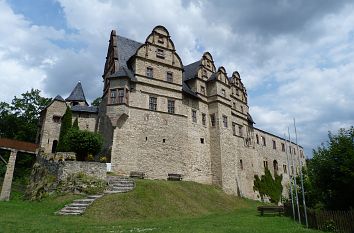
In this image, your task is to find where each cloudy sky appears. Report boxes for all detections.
[1,0,353,156]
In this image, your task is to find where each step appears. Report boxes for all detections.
[104,190,131,194]
[67,203,89,208]
[72,199,95,204]
[64,206,87,211]
[87,195,103,199]
[111,187,134,191]
[112,184,134,188]
[58,209,84,214]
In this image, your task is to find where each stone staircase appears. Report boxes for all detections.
[104,176,135,194]
[56,176,135,215]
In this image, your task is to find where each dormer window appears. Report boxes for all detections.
[156,49,165,59]
[146,67,153,78]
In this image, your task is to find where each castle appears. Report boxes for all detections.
[38,25,306,199]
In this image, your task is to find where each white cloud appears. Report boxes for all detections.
[1,0,354,156]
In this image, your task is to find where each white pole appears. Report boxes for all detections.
[294,118,308,227]
[289,127,301,224]
[284,133,296,221]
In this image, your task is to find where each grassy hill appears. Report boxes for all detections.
[0,179,321,233]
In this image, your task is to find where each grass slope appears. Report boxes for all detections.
[0,179,321,233]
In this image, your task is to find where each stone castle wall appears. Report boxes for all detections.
[36,155,106,181]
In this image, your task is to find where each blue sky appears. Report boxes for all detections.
[0,0,353,157]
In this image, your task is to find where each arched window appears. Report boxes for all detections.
[273,160,278,174]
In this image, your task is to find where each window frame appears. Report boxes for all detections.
[167,99,175,114]
[149,96,157,111]
[192,110,197,123]
[222,115,228,128]
[146,67,153,78]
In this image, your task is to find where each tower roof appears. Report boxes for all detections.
[66,82,86,102]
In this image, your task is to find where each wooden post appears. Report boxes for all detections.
[0,149,17,201]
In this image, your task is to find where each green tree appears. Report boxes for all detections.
[64,129,103,161]
[0,89,51,142]
[308,127,354,210]
[72,118,79,130]
[91,97,102,107]
[254,167,283,204]
[56,106,72,152]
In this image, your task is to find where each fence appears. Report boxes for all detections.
[307,210,354,233]
[285,204,354,233]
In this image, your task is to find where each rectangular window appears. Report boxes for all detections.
[156,49,165,58]
[202,113,206,126]
[236,89,239,96]
[281,143,285,152]
[241,106,244,113]
[200,138,204,144]
[240,159,243,170]
[289,146,292,154]
[210,114,216,127]
[166,72,173,83]
[192,110,197,123]
[222,115,228,128]
[117,89,125,104]
[146,67,153,78]
[272,140,276,150]
[149,96,157,111]
[238,125,243,137]
[201,86,205,95]
[202,69,207,77]
[232,123,236,136]
[167,100,175,114]
[262,136,266,146]
[294,148,296,155]
[110,89,117,104]
[256,134,259,144]
[233,102,236,109]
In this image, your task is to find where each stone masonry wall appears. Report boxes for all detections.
[36,155,106,182]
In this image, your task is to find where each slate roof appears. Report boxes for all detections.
[183,60,201,81]
[247,113,255,124]
[53,95,65,102]
[66,82,86,102]
[71,105,98,113]
[117,35,143,68]
[109,66,137,81]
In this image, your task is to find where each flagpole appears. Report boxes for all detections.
[288,127,301,224]
[294,118,308,227]
[284,133,295,221]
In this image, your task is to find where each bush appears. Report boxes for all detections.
[63,129,103,161]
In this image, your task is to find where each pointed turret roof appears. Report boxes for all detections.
[53,95,65,102]
[66,81,86,102]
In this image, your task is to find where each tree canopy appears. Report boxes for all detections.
[308,127,354,210]
[0,89,51,142]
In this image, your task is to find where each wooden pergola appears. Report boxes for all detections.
[0,138,38,201]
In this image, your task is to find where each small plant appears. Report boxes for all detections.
[99,156,107,163]
[87,154,95,161]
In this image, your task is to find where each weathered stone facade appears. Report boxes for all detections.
[38,25,306,200]
[36,155,106,181]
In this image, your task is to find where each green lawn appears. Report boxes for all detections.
[0,179,321,233]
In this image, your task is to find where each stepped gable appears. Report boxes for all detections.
[66,81,86,102]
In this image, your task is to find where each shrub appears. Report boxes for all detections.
[63,129,103,161]
[99,156,107,163]
[253,167,283,204]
